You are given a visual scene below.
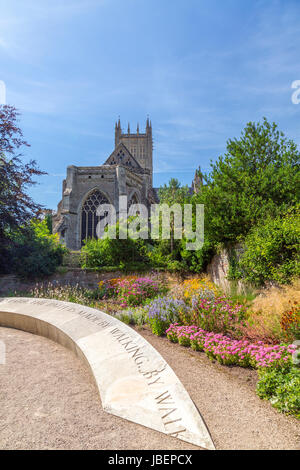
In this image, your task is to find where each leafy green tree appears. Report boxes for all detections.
[234,207,300,285]
[158,178,191,205]
[0,105,45,273]
[45,213,53,234]
[158,178,191,254]
[195,118,300,244]
[11,219,66,279]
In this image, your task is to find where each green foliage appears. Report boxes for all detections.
[117,312,132,325]
[153,119,300,274]
[148,317,169,336]
[0,106,45,274]
[115,307,148,327]
[45,213,53,233]
[236,208,300,285]
[108,276,163,307]
[257,366,300,419]
[194,118,300,245]
[81,222,148,269]
[149,178,213,272]
[81,238,108,267]
[144,296,186,336]
[156,178,191,258]
[227,282,257,306]
[166,260,187,273]
[11,219,66,279]
[158,178,191,205]
[147,239,180,267]
[0,237,12,275]
[180,239,215,272]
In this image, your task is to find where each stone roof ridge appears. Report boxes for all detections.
[104,142,144,172]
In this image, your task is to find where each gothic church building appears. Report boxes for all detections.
[53,119,158,250]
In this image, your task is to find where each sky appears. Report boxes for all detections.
[1,0,300,210]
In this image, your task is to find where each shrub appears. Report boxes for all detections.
[166,260,188,273]
[257,366,300,419]
[236,209,300,286]
[193,118,300,245]
[11,219,66,279]
[81,224,148,269]
[180,239,216,273]
[81,238,108,267]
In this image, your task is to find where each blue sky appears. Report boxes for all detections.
[1,0,300,209]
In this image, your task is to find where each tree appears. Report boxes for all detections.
[158,178,190,205]
[195,118,300,245]
[158,178,191,253]
[11,219,66,279]
[234,206,300,285]
[0,105,45,272]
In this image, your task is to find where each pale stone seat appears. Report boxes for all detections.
[0,297,214,450]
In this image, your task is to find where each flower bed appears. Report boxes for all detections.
[27,274,299,419]
[184,295,247,336]
[280,304,300,341]
[166,323,297,369]
[256,365,300,419]
[99,276,164,307]
[182,277,219,299]
[144,296,189,336]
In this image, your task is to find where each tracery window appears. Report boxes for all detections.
[128,192,140,216]
[81,190,109,244]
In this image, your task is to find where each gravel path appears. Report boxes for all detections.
[0,325,299,450]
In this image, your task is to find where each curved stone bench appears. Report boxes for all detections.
[0,297,214,450]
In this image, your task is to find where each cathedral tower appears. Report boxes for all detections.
[114,118,153,186]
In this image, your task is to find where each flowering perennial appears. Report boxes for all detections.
[166,323,297,369]
[280,304,300,341]
[179,295,247,335]
[144,296,189,336]
[182,277,218,299]
[99,276,162,307]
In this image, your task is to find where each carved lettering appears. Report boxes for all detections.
[155,391,175,405]
[159,407,177,420]
[148,376,164,386]
[167,428,187,438]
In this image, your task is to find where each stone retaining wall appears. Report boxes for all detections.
[0,269,183,296]
[0,269,125,295]
[206,246,247,294]
[0,249,246,296]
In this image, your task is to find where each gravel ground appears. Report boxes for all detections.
[0,325,299,450]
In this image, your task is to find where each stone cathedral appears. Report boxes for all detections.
[53,119,158,250]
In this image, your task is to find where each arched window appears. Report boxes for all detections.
[81,190,109,244]
[128,192,140,216]
[128,192,138,207]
